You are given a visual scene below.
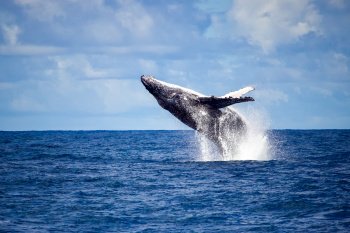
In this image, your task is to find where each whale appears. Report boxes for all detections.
[141,75,255,157]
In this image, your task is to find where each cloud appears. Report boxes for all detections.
[139,59,159,74]
[254,89,289,105]
[311,52,349,81]
[305,115,350,129]
[0,52,158,118]
[329,53,348,77]
[6,56,153,115]
[0,44,62,55]
[8,0,176,54]
[310,86,332,97]
[329,0,346,9]
[11,94,46,112]
[206,0,323,53]
[0,24,62,55]
[14,0,64,21]
[233,0,322,53]
[2,24,20,45]
[96,45,179,55]
[47,55,118,79]
[85,20,123,44]
[115,0,154,36]
[195,0,233,13]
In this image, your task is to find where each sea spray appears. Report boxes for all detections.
[196,106,273,161]
[235,106,273,160]
[195,131,221,161]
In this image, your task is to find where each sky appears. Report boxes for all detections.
[0,0,349,130]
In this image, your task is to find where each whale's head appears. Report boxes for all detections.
[141,75,202,126]
[141,75,202,107]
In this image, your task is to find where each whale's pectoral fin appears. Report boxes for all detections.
[198,96,254,108]
[220,86,255,98]
[199,86,255,108]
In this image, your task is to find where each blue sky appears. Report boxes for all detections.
[0,0,349,130]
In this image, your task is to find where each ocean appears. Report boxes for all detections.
[0,130,349,232]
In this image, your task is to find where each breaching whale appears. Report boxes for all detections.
[141,75,255,157]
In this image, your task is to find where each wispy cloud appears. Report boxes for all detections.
[329,0,346,9]
[2,24,20,45]
[0,44,63,55]
[0,24,63,55]
[14,0,65,21]
[254,89,289,105]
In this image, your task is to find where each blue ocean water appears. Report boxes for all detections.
[0,130,349,232]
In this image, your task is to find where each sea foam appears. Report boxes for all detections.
[196,105,273,161]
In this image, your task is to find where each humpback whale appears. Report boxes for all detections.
[141,75,255,157]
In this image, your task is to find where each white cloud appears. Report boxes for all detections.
[115,0,154,37]
[195,0,233,13]
[0,82,15,90]
[85,20,123,44]
[329,0,346,9]
[310,87,332,97]
[48,55,112,79]
[318,53,349,80]
[8,0,183,54]
[254,89,288,105]
[14,0,64,21]
[168,4,181,11]
[167,69,186,77]
[139,59,159,74]
[227,0,322,53]
[95,45,178,55]
[332,53,348,74]
[305,115,350,129]
[7,56,153,115]
[0,44,62,55]
[2,24,20,45]
[0,24,62,55]
[84,65,112,79]
[33,55,153,114]
[11,94,46,112]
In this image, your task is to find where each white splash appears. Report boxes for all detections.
[195,132,221,161]
[196,106,273,161]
